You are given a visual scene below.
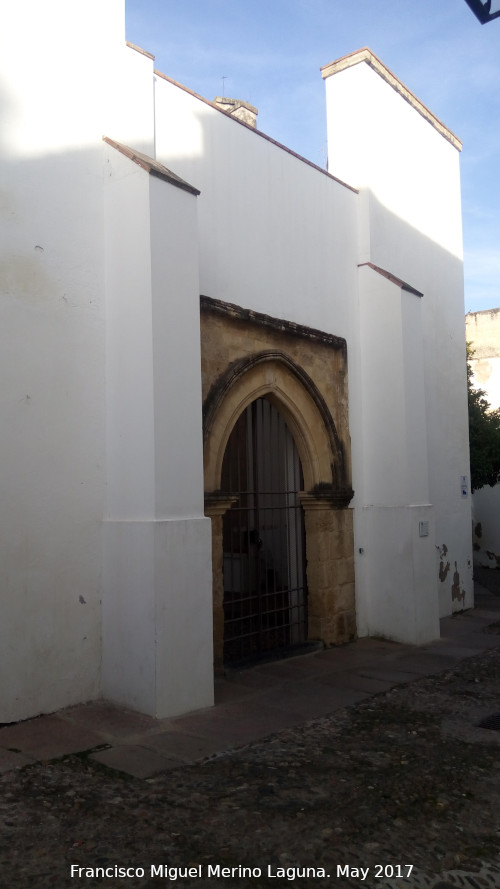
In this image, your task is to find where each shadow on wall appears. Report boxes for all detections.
[0,135,109,720]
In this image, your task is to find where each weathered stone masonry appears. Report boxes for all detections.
[200,296,355,668]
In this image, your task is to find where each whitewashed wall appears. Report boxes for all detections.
[0,0,473,724]
[0,0,212,721]
[353,265,437,643]
[102,145,213,717]
[154,54,470,643]
[153,74,359,340]
[0,0,127,720]
[323,53,472,634]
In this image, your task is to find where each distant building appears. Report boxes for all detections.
[0,1,472,722]
[466,308,500,567]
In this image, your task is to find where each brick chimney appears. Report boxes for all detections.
[213,97,258,128]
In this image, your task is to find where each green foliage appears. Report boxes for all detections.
[467,346,500,491]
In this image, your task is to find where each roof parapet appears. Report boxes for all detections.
[126,41,155,61]
[154,69,358,193]
[321,48,462,152]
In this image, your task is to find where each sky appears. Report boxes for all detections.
[125,0,500,314]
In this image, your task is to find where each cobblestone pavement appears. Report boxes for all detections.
[2,577,500,889]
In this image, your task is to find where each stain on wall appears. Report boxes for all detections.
[438,543,450,583]
[451,561,466,606]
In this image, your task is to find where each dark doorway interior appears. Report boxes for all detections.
[221,397,308,664]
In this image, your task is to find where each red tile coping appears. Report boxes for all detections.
[102,136,200,195]
[153,68,358,194]
[358,262,424,297]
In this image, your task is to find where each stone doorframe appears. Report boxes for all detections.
[201,297,355,669]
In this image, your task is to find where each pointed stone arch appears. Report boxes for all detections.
[203,350,350,497]
[200,297,356,669]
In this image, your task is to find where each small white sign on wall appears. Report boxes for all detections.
[460,475,468,498]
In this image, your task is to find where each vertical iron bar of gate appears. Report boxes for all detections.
[223,397,308,661]
[252,400,261,651]
[277,402,283,638]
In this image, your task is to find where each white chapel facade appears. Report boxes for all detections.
[0,0,472,721]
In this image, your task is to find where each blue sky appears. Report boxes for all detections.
[125,0,500,314]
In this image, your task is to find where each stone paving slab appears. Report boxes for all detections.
[89,744,182,778]
[437,636,494,654]
[1,585,499,780]
[0,715,105,760]
[423,643,484,658]
[472,608,500,621]
[97,682,368,768]
[220,668,284,690]
[315,670,396,694]
[312,644,413,669]
[344,637,415,653]
[440,614,499,635]
[389,652,462,675]
[248,657,329,681]
[213,677,256,705]
[172,698,304,741]
[439,633,500,652]
[59,700,159,740]
[354,667,422,684]
[142,729,234,762]
[257,681,367,720]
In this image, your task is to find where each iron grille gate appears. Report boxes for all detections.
[221,397,308,663]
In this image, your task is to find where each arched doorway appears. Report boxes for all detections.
[221,397,307,663]
[202,347,356,672]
